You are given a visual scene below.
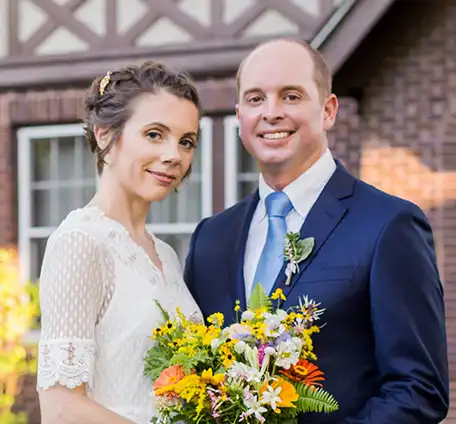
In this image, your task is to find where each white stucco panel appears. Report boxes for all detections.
[0,0,7,58]
[242,9,299,38]
[19,0,47,42]
[36,27,89,55]
[223,0,255,24]
[116,0,148,34]
[136,17,192,47]
[179,0,210,26]
[291,0,321,17]
[75,0,106,36]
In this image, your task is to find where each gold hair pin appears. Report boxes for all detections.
[99,71,112,96]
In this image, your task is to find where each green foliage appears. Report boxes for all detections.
[295,382,339,414]
[247,283,272,312]
[0,411,28,424]
[143,345,173,382]
[170,350,212,374]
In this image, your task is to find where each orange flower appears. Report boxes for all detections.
[279,359,325,388]
[261,377,299,411]
[153,365,186,399]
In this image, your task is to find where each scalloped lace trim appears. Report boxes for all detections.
[37,339,95,391]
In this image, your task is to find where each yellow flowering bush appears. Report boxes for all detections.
[145,287,338,423]
[0,249,40,424]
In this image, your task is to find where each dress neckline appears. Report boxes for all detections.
[83,204,166,278]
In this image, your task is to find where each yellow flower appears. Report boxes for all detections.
[207,313,224,328]
[202,327,221,345]
[252,322,268,340]
[162,320,176,334]
[254,307,268,319]
[201,368,225,386]
[220,343,236,368]
[271,288,286,301]
[168,339,181,349]
[174,374,207,407]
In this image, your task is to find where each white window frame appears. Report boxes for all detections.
[224,115,239,208]
[18,118,213,283]
[224,115,258,208]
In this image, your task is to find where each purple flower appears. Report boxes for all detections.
[274,332,291,346]
[258,344,268,366]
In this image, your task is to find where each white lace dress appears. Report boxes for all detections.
[36,206,203,423]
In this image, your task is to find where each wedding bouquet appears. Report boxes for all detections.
[144,285,338,423]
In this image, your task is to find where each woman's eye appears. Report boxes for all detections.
[180,139,195,149]
[146,131,162,141]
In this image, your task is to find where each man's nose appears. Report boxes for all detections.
[262,100,285,123]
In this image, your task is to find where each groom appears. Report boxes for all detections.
[184,38,449,423]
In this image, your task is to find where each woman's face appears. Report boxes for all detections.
[101,90,200,203]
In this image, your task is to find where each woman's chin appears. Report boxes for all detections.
[140,186,175,203]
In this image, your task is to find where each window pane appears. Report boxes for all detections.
[148,182,201,224]
[179,181,201,222]
[192,142,202,174]
[30,237,48,281]
[32,139,51,181]
[240,180,259,199]
[57,187,81,222]
[57,137,76,180]
[156,233,191,266]
[82,185,96,205]
[239,146,257,173]
[32,189,52,226]
[82,141,97,179]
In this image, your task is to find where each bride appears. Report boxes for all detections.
[37,61,203,423]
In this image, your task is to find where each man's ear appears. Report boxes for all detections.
[323,94,339,132]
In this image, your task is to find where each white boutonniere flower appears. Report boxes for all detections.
[284,232,315,286]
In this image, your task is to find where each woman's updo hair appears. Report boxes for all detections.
[83,61,202,174]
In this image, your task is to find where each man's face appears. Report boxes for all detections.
[236,41,338,188]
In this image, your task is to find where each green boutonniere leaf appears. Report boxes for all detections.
[297,237,315,262]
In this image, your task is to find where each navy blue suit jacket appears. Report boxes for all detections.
[184,162,449,423]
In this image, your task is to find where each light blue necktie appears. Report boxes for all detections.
[252,191,293,295]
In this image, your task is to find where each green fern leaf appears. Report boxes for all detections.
[248,283,272,312]
[295,383,339,414]
[154,299,170,322]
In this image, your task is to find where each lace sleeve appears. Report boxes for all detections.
[37,230,105,391]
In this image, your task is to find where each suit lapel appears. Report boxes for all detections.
[271,163,355,298]
[228,191,259,310]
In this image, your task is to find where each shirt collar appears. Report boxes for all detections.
[257,148,336,221]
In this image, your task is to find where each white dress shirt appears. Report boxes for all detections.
[244,148,337,298]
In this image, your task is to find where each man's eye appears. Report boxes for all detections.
[248,96,262,103]
[284,94,300,101]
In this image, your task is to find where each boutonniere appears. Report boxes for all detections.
[284,232,315,286]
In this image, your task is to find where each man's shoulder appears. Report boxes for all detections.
[200,193,257,230]
[352,175,427,221]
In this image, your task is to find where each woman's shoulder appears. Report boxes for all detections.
[47,206,109,247]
